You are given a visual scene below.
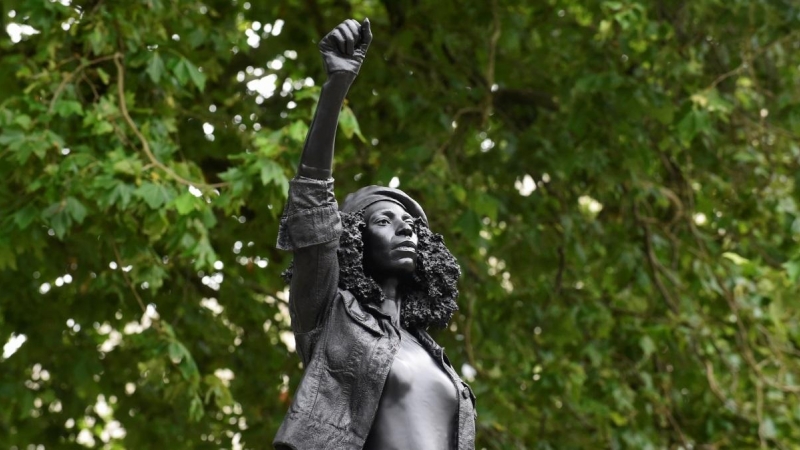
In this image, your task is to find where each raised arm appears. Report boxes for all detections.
[276,19,372,341]
[298,18,372,179]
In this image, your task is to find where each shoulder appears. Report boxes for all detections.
[328,289,384,336]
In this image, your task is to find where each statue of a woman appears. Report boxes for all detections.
[275,18,476,450]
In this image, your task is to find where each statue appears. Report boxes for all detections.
[275,18,476,450]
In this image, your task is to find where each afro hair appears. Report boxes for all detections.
[284,210,461,329]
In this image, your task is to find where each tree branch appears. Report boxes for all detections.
[48,54,118,113]
[113,53,227,190]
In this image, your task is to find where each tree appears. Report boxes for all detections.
[1,0,799,448]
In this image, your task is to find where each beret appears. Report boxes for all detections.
[341,185,428,227]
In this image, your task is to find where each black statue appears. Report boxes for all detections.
[275,18,476,450]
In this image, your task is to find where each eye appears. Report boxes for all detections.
[375,218,390,225]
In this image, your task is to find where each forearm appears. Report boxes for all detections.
[289,241,340,332]
[297,71,357,180]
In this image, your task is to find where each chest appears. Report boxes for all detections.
[388,331,458,401]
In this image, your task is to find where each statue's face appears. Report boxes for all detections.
[363,201,418,278]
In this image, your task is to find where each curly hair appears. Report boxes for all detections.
[284,210,461,329]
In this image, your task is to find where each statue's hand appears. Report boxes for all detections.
[318,18,372,76]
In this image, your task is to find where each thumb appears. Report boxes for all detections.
[360,18,373,47]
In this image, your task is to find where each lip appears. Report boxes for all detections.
[392,241,417,252]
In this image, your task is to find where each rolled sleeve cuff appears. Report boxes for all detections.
[276,176,342,251]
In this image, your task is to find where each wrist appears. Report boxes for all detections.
[298,163,332,180]
[326,69,358,83]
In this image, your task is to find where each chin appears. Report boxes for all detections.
[394,258,417,274]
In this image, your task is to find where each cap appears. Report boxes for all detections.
[341,185,428,226]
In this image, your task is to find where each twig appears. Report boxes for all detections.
[633,202,679,314]
[756,380,766,449]
[687,214,800,395]
[663,407,690,448]
[463,294,478,368]
[707,30,799,90]
[708,65,745,90]
[482,0,502,126]
[435,107,482,155]
[80,72,100,101]
[113,53,227,190]
[110,241,147,315]
[553,245,565,295]
[460,262,483,374]
[48,54,118,113]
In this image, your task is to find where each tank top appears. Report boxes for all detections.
[363,327,459,449]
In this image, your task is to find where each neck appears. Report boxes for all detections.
[376,277,402,324]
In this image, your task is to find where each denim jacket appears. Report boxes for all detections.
[274,176,476,449]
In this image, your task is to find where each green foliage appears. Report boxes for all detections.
[1,0,800,448]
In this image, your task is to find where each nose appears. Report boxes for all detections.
[397,220,413,237]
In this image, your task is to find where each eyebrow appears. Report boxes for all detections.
[372,209,413,220]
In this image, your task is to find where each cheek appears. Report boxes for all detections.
[363,229,389,262]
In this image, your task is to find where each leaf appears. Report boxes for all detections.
[168,341,185,364]
[287,120,308,143]
[609,411,628,426]
[253,130,284,157]
[783,260,800,283]
[259,160,285,187]
[135,182,176,209]
[14,114,31,129]
[173,192,200,215]
[171,58,206,91]
[188,29,206,49]
[188,394,204,422]
[168,339,200,385]
[106,183,135,209]
[160,323,176,339]
[651,104,674,125]
[455,210,481,244]
[762,417,777,439]
[92,120,114,135]
[96,67,110,85]
[13,204,38,229]
[65,197,87,224]
[339,105,366,142]
[677,109,710,145]
[54,100,84,117]
[147,52,166,83]
[135,264,168,292]
[203,374,235,409]
[0,129,25,145]
[50,211,70,239]
[0,244,17,271]
[639,335,656,358]
[293,87,320,101]
[142,211,169,239]
[218,167,249,195]
[722,252,749,265]
[172,59,189,86]
[474,193,500,221]
[88,27,106,55]
[113,159,140,176]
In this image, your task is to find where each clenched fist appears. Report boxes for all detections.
[318,18,372,76]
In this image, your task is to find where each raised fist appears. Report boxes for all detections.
[318,18,372,76]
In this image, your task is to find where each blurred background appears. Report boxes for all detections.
[1,0,800,448]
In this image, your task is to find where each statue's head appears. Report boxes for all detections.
[284,185,460,328]
[341,186,428,280]
[336,186,460,328]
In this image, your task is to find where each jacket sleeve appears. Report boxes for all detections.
[276,176,341,337]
